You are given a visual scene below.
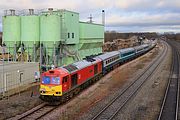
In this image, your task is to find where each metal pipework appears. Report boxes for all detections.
[29,9,34,15]
[48,8,53,15]
[10,9,15,16]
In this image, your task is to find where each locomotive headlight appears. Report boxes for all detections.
[40,88,46,93]
[56,92,61,94]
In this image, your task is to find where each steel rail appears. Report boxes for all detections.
[158,40,180,120]
[8,103,58,120]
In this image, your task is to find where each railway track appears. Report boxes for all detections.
[158,40,180,120]
[8,103,57,120]
[91,41,168,120]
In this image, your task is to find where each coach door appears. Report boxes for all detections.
[71,73,78,88]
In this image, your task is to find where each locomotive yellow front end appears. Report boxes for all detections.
[40,84,62,96]
[40,70,63,102]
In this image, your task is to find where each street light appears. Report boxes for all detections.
[2,45,5,97]
[17,70,23,96]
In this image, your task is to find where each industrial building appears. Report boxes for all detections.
[2,8,104,68]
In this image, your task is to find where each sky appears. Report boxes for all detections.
[0,0,180,33]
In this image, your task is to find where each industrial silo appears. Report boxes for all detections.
[3,9,20,59]
[40,8,61,65]
[21,9,40,62]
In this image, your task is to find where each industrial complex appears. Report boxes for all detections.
[1,1,180,120]
[2,8,104,68]
[0,8,104,99]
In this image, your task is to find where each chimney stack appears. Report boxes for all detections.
[102,10,105,25]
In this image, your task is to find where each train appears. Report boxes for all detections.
[39,41,157,103]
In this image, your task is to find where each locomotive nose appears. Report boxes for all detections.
[40,85,62,96]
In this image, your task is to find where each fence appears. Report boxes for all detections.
[0,62,39,98]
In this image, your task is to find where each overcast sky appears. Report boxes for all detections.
[0,0,180,33]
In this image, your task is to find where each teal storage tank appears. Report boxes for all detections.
[40,10,61,64]
[21,9,40,61]
[2,10,20,55]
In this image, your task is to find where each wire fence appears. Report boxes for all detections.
[0,62,39,99]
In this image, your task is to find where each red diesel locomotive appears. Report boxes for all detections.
[40,57,102,102]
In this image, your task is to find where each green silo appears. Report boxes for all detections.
[3,9,20,56]
[40,9,61,65]
[21,9,40,62]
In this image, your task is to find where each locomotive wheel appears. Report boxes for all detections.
[74,88,80,95]
[69,93,74,98]
[61,97,66,103]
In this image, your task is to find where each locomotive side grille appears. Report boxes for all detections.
[49,70,54,74]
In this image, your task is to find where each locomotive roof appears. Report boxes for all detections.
[62,64,78,72]
[96,51,119,60]
[62,58,100,73]
[73,60,93,69]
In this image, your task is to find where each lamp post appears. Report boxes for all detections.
[2,45,5,97]
[17,70,23,96]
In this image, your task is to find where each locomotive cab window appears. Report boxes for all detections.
[42,76,50,84]
[52,77,60,85]
[63,76,68,83]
